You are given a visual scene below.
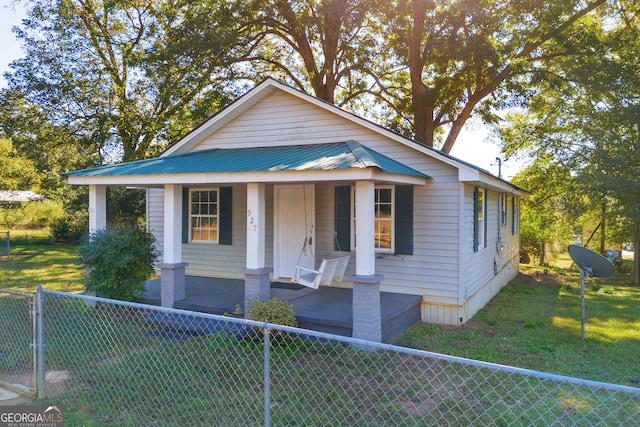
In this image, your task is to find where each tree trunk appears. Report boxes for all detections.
[538,239,546,266]
[633,220,640,286]
[599,201,606,254]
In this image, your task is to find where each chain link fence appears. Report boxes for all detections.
[2,287,639,425]
[0,289,35,395]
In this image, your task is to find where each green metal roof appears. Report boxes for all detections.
[65,141,430,179]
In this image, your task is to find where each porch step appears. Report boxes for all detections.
[144,312,251,340]
[142,277,423,342]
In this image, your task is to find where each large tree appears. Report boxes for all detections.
[377,0,608,152]
[230,0,384,107]
[500,0,640,283]
[6,0,246,162]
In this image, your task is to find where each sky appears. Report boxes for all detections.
[0,0,520,179]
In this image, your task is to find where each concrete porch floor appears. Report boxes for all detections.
[140,276,422,342]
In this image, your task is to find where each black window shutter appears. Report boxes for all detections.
[334,186,351,251]
[219,187,233,245]
[473,187,479,252]
[483,189,488,246]
[182,187,189,243]
[394,185,413,255]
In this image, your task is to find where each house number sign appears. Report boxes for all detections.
[247,210,257,232]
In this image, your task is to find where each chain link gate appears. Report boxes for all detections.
[0,288,36,397]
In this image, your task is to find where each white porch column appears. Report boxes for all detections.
[246,183,266,269]
[159,184,187,307]
[163,184,183,264]
[355,180,376,275]
[243,183,271,315]
[88,185,106,233]
[351,180,383,342]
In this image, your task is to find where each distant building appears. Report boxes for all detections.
[0,190,43,207]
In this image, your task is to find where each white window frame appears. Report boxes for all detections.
[501,193,507,227]
[350,185,395,253]
[189,188,219,244]
[477,188,485,250]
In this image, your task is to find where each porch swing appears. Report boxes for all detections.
[293,249,350,289]
[290,186,350,289]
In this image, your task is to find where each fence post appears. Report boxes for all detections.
[34,285,45,398]
[263,322,271,427]
[5,231,8,260]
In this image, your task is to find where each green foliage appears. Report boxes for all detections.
[0,200,65,228]
[500,4,640,282]
[106,187,147,228]
[0,138,41,190]
[511,160,580,264]
[78,227,159,301]
[237,296,298,328]
[51,211,89,244]
[6,0,238,163]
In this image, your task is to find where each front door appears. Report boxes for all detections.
[274,184,315,279]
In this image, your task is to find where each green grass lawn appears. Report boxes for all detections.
[2,243,638,386]
[0,243,85,293]
[394,254,640,387]
[1,245,638,425]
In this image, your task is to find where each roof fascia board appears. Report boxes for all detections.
[460,174,528,195]
[67,168,429,187]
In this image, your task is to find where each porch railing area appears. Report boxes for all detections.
[1,287,638,426]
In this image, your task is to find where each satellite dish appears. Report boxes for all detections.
[567,244,615,340]
[568,245,615,278]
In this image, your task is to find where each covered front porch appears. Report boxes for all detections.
[66,141,430,342]
[140,275,422,342]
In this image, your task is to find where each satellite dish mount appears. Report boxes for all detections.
[567,245,614,340]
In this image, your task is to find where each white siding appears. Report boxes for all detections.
[448,185,521,321]
[179,184,276,279]
[147,188,164,263]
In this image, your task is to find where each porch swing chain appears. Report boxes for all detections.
[296,185,315,265]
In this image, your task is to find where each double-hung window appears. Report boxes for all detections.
[474,187,486,251]
[337,184,412,255]
[189,189,219,243]
[374,186,394,251]
[350,186,395,253]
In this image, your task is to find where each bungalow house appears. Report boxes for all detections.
[65,78,526,342]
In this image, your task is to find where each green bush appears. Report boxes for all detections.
[52,211,89,243]
[238,296,298,328]
[78,227,159,301]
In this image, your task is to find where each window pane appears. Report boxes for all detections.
[378,204,392,218]
[190,189,219,242]
[377,189,392,203]
[375,219,392,249]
